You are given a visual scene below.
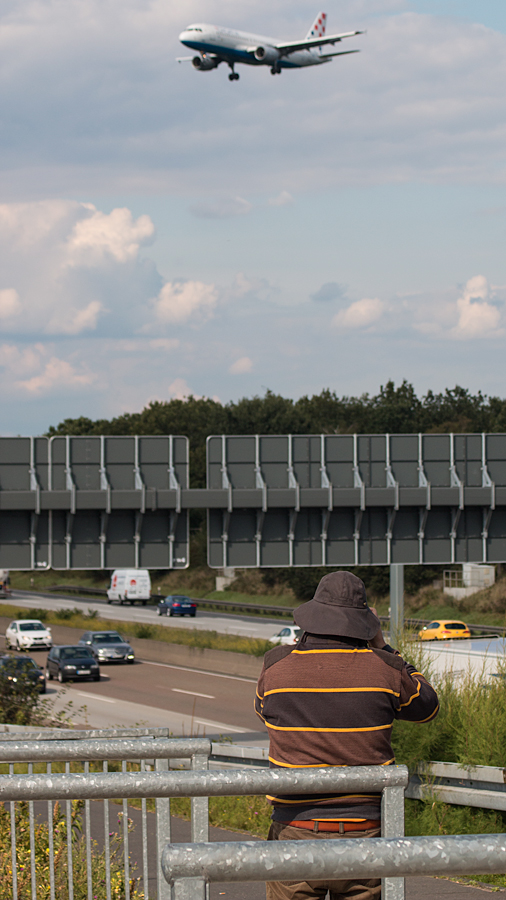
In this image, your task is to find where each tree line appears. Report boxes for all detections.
[49,380,506,488]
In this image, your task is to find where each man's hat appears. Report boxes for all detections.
[293,571,380,641]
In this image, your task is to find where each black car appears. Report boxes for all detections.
[79,631,135,664]
[0,655,46,693]
[157,595,197,617]
[46,646,100,683]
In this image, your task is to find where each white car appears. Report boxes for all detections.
[269,626,301,646]
[5,620,52,651]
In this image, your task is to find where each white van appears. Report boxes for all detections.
[107,569,152,605]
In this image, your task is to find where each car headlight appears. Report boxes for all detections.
[64,665,76,670]
[127,654,134,659]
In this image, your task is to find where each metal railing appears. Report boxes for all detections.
[0,730,211,900]
[0,731,408,900]
[162,834,506,900]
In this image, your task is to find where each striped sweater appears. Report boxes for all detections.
[255,635,439,821]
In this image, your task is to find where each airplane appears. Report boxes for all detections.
[178,12,363,81]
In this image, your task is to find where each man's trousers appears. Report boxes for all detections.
[266,821,382,900]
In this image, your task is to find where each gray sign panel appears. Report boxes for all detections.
[0,436,188,570]
[207,434,506,568]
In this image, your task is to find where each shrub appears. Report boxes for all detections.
[0,800,145,899]
[54,607,81,621]
[19,607,49,621]
[133,623,155,640]
[0,657,41,725]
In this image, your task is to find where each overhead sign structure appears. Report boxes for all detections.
[2,432,506,571]
[0,436,189,570]
[207,434,506,568]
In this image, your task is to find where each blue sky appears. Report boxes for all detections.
[1,0,506,433]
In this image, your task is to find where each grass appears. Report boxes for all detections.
[0,603,273,657]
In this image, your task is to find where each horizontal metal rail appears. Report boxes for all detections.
[0,726,173,742]
[408,761,506,812]
[0,737,211,763]
[161,834,506,888]
[0,764,408,802]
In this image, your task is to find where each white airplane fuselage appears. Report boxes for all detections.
[179,24,330,69]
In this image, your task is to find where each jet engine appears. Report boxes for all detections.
[253,46,281,64]
[192,55,218,70]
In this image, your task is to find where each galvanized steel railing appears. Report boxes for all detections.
[162,833,506,900]
[0,734,408,900]
[0,730,211,900]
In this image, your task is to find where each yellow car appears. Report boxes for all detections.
[418,620,471,641]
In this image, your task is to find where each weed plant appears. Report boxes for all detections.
[0,800,144,899]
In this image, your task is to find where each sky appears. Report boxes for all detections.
[1,0,506,434]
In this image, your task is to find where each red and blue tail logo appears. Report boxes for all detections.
[306,12,327,39]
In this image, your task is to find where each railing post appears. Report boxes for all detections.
[191,753,210,843]
[156,757,171,900]
[173,877,207,900]
[381,786,405,900]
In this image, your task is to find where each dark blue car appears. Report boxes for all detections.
[157,595,197,617]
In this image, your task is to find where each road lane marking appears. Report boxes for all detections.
[138,660,257,683]
[192,718,252,732]
[76,691,115,703]
[172,688,215,699]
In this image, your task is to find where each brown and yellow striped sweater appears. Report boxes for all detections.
[255,635,439,822]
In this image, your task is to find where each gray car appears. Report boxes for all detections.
[79,631,135,664]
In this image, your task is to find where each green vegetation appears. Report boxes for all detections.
[0,800,144,899]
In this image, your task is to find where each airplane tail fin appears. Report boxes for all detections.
[306,12,326,39]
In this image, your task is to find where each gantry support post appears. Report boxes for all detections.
[389,564,404,643]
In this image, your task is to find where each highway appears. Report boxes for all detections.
[7,589,290,641]
[0,631,264,734]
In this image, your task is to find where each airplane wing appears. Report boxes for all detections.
[275,30,364,55]
[319,48,360,60]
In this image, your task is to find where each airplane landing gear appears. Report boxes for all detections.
[271,65,281,75]
[228,65,239,81]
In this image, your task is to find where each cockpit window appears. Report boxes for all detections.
[187,27,202,32]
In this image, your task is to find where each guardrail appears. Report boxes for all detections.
[0,730,408,900]
[35,585,296,617]
[13,585,506,632]
[162,834,506,900]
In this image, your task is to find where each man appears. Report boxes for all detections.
[255,570,439,900]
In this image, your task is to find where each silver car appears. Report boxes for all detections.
[79,631,135,664]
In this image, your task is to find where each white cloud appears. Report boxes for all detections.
[66,207,154,265]
[268,192,294,207]
[154,280,218,324]
[0,200,158,337]
[0,289,21,319]
[332,297,384,329]
[47,300,104,335]
[452,275,502,338]
[229,356,253,374]
[0,342,94,396]
[18,357,94,394]
[168,378,195,400]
